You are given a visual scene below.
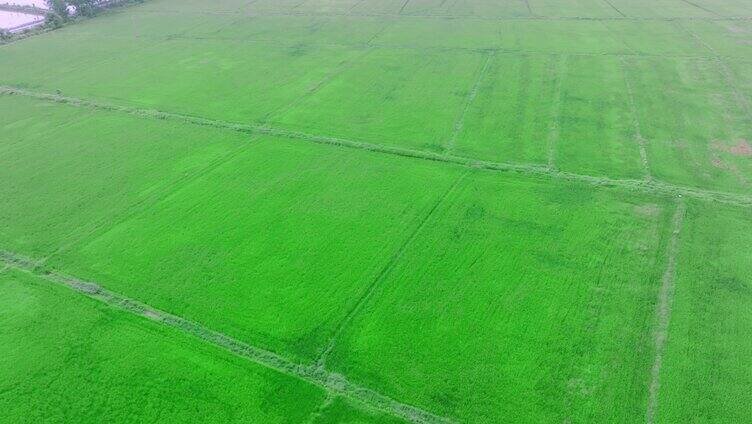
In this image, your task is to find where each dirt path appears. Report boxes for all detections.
[646,201,686,424]
[0,251,457,424]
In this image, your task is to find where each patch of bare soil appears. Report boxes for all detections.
[635,203,661,217]
[710,152,748,185]
[729,139,752,156]
[713,139,752,157]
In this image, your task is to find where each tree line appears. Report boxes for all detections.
[45,0,142,27]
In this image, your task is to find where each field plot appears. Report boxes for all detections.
[213,15,389,46]
[526,0,620,17]
[68,9,242,38]
[684,0,752,16]
[0,269,334,423]
[607,0,716,18]
[1,0,752,422]
[623,56,752,193]
[601,20,705,56]
[0,35,362,123]
[272,48,484,153]
[55,137,462,362]
[728,59,752,102]
[398,0,531,17]
[0,95,246,257]
[451,53,560,165]
[135,0,252,13]
[327,173,674,423]
[556,55,645,179]
[684,20,752,60]
[657,202,752,423]
[493,20,627,54]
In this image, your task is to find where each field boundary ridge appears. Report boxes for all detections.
[2,86,751,208]
[0,249,457,424]
[646,201,686,424]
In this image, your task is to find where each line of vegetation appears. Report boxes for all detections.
[1,85,751,208]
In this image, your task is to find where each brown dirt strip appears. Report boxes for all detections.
[315,171,468,369]
[0,250,457,424]
[645,201,686,424]
[2,86,751,208]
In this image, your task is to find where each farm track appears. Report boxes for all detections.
[2,86,752,208]
[0,250,457,424]
[315,171,469,368]
[646,201,686,424]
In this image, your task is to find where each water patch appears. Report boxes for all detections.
[2,0,48,7]
[0,10,44,32]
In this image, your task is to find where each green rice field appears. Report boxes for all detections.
[1,0,751,422]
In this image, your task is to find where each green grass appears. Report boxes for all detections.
[327,173,673,422]
[55,136,462,362]
[658,201,752,423]
[0,269,327,423]
[527,0,620,17]
[1,0,751,422]
[453,53,559,165]
[0,95,245,257]
[313,397,407,424]
[0,35,360,123]
[623,56,752,193]
[607,0,715,18]
[273,48,484,153]
[557,54,645,179]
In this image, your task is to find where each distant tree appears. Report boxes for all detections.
[0,29,11,42]
[44,11,65,28]
[68,0,96,17]
[44,0,68,19]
